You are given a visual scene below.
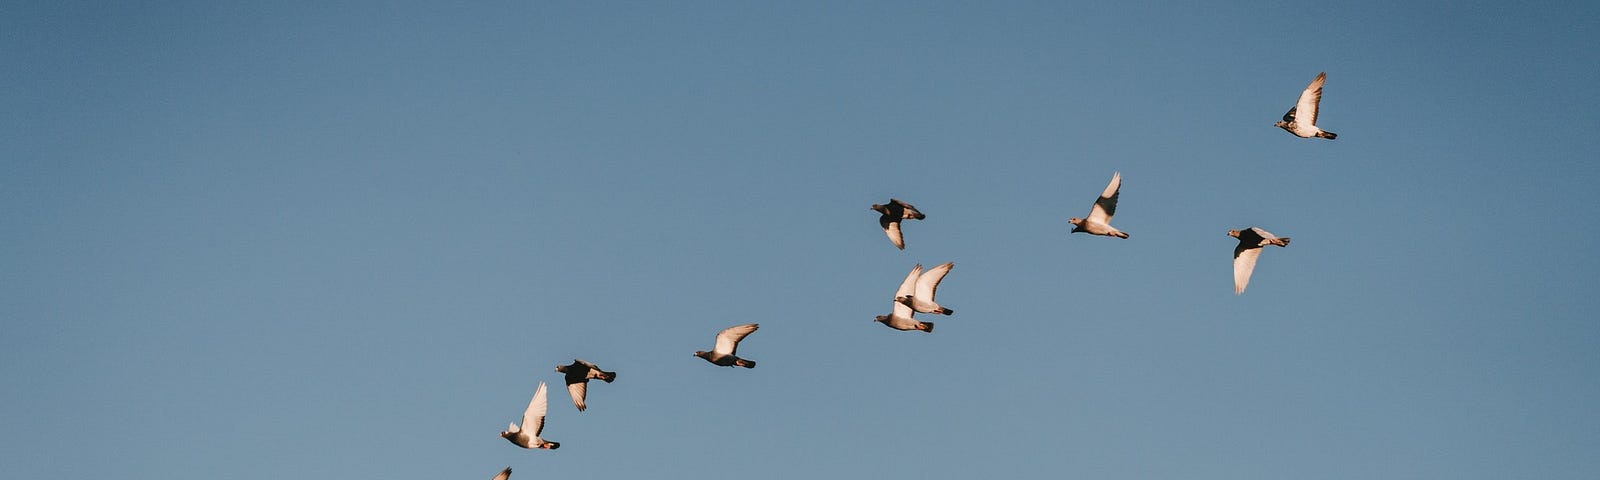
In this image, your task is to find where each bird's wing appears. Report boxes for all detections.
[492,467,512,480]
[523,382,550,437]
[1233,244,1263,295]
[714,323,759,355]
[1250,227,1279,246]
[1087,172,1121,223]
[1296,72,1325,127]
[881,218,905,250]
[914,262,953,303]
[574,358,599,370]
[566,381,588,411]
[893,199,924,219]
[893,264,921,317]
[1281,106,1298,123]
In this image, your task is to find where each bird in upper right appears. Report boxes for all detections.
[1228,227,1292,295]
[1275,72,1338,140]
[1068,171,1129,239]
[555,359,616,412]
[870,198,926,250]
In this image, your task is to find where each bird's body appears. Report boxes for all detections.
[694,323,759,368]
[1228,227,1292,294]
[1275,72,1337,139]
[555,359,616,411]
[895,261,954,315]
[875,264,936,332]
[1068,172,1129,238]
[870,198,926,250]
[501,382,560,450]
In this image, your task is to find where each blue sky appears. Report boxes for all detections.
[5,1,1598,478]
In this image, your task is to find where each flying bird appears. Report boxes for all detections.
[1228,227,1292,294]
[492,467,512,480]
[555,359,616,412]
[870,198,926,250]
[1068,172,1129,238]
[500,382,560,450]
[875,264,936,332]
[694,323,759,368]
[1274,72,1338,139]
[896,261,954,315]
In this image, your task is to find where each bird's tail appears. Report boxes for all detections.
[1274,237,1291,247]
[599,370,617,383]
[1318,131,1337,140]
[736,359,756,369]
[919,322,934,333]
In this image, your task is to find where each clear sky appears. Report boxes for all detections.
[5,1,1598,479]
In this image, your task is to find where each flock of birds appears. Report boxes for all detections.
[480,71,1339,478]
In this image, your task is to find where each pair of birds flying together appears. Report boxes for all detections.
[875,262,955,332]
[499,359,617,454]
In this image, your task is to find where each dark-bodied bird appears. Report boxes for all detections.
[1274,72,1337,139]
[500,382,560,450]
[870,198,926,250]
[896,261,954,315]
[875,264,936,332]
[1068,172,1129,238]
[1228,227,1292,294]
[694,323,759,368]
[555,359,616,412]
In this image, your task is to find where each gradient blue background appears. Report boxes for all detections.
[6,1,1598,478]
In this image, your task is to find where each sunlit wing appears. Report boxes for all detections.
[882,219,904,249]
[523,382,549,437]
[893,264,921,317]
[566,381,587,411]
[714,323,759,355]
[1296,72,1325,127]
[1087,172,1121,223]
[915,262,953,303]
[1233,245,1262,294]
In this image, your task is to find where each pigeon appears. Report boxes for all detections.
[1274,72,1338,139]
[500,382,560,450]
[1068,172,1129,238]
[1228,227,1292,295]
[694,323,759,368]
[896,261,954,315]
[555,359,616,412]
[492,467,512,480]
[874,264,935,332]
[870,198,926,250]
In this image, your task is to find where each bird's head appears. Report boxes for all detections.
[869,204,887,214]
[873,315,889,323]
[693,351,708,359]
[1273,120,1291,128]
[499,425,517,438]
[1226,229,1241,238]
[1067,217,1083,226]
[554,365,567,373]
